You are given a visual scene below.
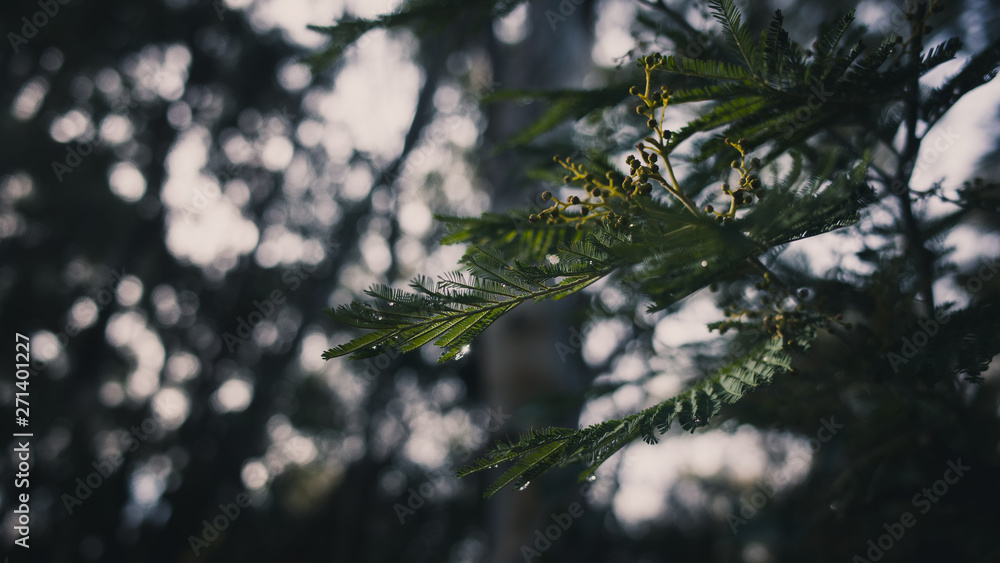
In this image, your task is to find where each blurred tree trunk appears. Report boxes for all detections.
[475,3,597,562]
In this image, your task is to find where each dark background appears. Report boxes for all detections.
[1,0,999,562]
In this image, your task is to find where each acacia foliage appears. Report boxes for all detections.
[314,0,1000,498]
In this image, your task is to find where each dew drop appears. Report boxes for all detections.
[701,260,708,267]
[586,475,597,482]
[454,344,472,360]
[517,481,531,491]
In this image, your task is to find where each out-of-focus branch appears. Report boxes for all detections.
[894,2,936,318]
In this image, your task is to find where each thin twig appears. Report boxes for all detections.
[893,3,936,318]
[636,0,702,39]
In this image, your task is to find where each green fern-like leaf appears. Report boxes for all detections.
[921,37,963,72]
[326,155,874,361]
[708,0,762,76]
[658,55,755,81]
[459,336,795,497]
[323,247,612,362]
[922,36,1000,125]
[761,10,791,87]
[809,10,856,82]
[483,87,628,150]
[438,211,585,263]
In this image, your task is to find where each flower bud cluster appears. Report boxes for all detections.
[705,138,765,223]
[529,156,637,229]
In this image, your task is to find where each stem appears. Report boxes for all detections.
[745,258,806,310]
[659,156,701,217]
[894,3,936,318]
[640,64,701,219]
[826,129,895,185]
[636,0,702,38]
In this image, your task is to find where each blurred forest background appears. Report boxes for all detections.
[1,0,999,562]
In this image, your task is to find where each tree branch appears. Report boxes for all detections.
[894,3,936,318]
